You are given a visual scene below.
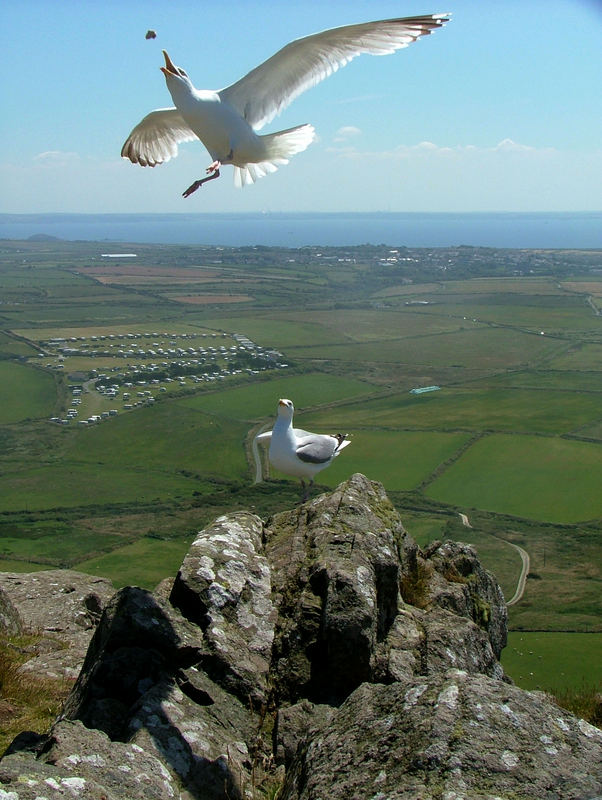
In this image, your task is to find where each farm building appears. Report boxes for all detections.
[410,385,441,395]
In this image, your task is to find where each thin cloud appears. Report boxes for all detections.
[333,126,362,143]
[327,139,558,160]
[34,151,81,165]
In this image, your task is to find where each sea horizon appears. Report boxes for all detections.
[1,211,601,250]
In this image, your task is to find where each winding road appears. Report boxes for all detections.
[458,512,530,607]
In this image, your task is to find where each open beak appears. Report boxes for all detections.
[160,50,179,77]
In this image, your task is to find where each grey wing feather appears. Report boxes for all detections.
[121,108,198,167]
[219,15,449,130]
[296,435,338,464]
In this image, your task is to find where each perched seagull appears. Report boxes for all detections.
[256,398,350,500]
[121,14,450,197]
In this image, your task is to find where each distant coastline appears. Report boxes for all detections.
[1,211,601,249]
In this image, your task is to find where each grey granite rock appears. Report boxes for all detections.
[170,511,276,705]
[0,569,115,679]
[280,669,602,800]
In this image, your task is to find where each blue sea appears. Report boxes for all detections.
[0,212,600,249]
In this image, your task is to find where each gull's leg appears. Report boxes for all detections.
[182,165,221,198]
[300,478,314,503]
[182,151,233,198]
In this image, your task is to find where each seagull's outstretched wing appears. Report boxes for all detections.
[121,108,198,167]
[219,15,449,131]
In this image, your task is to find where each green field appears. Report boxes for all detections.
[286,326,559,370]
[0,462,205,512]
[470,368,602,392]
[287,308,474,340]
[0,406,250,513]
[67,404,249,481]
[298,386,601,435]
[181,373,376,421]
[406,293,598,332]
[0,361,58,422]
[0,332,39,358]
[426,434,602,522]
[269,429,472,491]
[76,538,192,589]
[398,511,450,548]
[547,342,602,371]
[0,519,126,565]
[501,632,602,692]
[198,314,350,347]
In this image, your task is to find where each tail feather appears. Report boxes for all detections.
[233,123,315,187]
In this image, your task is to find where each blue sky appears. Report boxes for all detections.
[1,0,601,213]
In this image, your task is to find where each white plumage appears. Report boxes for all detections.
[121,14,450,196]
[257,398,350,499]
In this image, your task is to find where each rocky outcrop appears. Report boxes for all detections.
[0,585,22,636]
[1,475,600,799]
[0,570,115,678]
[279,671,602,800]
[170,511,276,706]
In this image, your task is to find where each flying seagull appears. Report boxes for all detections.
[121,14,450,197]
[256,398,350,500]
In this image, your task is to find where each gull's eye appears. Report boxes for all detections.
[178,68,188,78]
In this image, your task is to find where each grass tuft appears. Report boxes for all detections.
[0,632,72,754]
[550,683,602,728]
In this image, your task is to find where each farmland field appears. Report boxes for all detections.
[0,462,206,512]
[0,361,58,422]
[180,373,376,420]
[298,387,601,435]
[198,314,352,347]
[66,404,250,480]
[425,434,602,522]
[469,368,602,392]
[501,632,602,692]
[282,308,475,340]
[0,239,600,662]
[76,538,193,590]
[271,429,472,491]
[0,332,39,358]
[547,342,602,371]
[285,327,559,369]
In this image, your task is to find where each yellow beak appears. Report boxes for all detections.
[160,50,179,76]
